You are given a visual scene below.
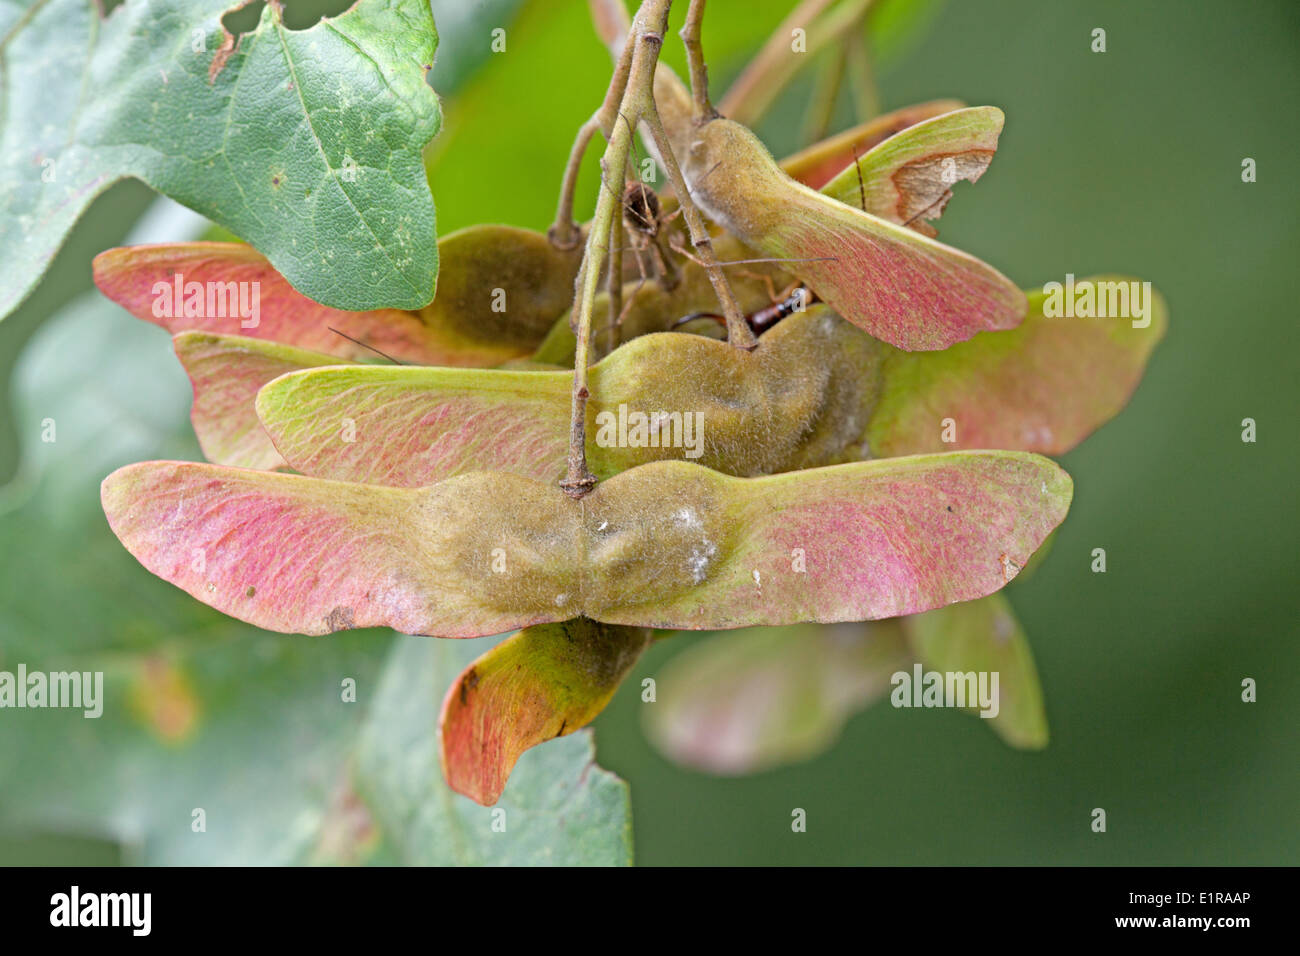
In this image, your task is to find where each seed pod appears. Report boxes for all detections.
[440,618,650,805]
[677,116,1026,351]
[256,308,885,486]
[779,99,967,189]
[863,277,1169,457]
[172,332,342,470]
[533,232,790,365]
[818,106,1004,236]
[93,225,582,366]
[100,451,1072,637]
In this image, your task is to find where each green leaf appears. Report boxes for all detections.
[901,592,1049,749]
[867,0,948,71]
[427,0,526,93]
[423,0,615,234]
[0,0,442,323]
[644,622,910,774]
[0,282,632,865]
[357,635,633,864]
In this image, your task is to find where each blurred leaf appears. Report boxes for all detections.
[0,287,631,865]
[428,0,527,93]
[0,0,442,322]
[867,0,947,72]
[645,622,910,774]
[359,635,634,863]
[902,592,1048,749]
[424,0,612,233]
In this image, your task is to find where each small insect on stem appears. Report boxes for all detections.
[620,179,681,290]
[622,178,660,235]
[672,285,820,337]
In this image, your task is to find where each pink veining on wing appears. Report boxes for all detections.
[868,281,1168,457]
[101,463,423,634]
[173,333,340,470]
[600,454,1072,629]
[92,243,463,365]
[773,206,1027,351]
[257,374,568,486]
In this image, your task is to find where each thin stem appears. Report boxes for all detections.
[844,26,880,122]
[595,27,637,133]
[587,0,632,56]
[561,0,673,498]
[717,0,834,122]
[802,38,848,144]
[551,9,641,249]
[718,0,873,127]
[548,113,600,249]
[680,0,716,117]
[642,107,757,351]
[606,213,624,355]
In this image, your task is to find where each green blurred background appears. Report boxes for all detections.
[0,0,1295,864]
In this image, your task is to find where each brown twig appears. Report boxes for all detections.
[642,106,756,350]
[606,212,624,354]
[718,0,874,127]
[548,113,600,249]
[680,0,717,118]
[802,38,849,144]
[561,0,674,498]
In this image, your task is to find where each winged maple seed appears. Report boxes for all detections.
[94,3,1166,807]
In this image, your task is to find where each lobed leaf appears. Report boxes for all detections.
[866,278,1168,457]
[1,0,442,322]
[102,452,1071,637]
[679,117,1026,351]
[256,309,884,486]
[440,619,649,805]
